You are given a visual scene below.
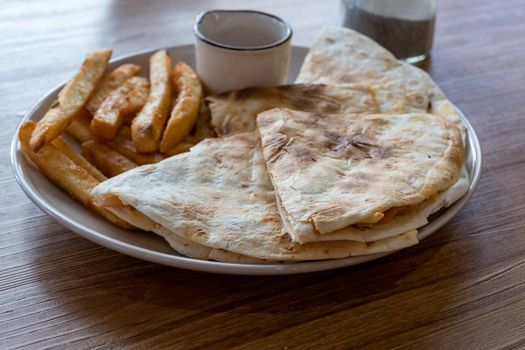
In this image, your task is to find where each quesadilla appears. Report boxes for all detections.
[92,132,419,262]
[257,108,464,241]
[296,26,464,129]
[207,83,378,136]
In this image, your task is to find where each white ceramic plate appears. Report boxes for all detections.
[11,45,482,275]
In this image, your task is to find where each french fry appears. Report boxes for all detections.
[91,77,150,139]
[66,109,95,142]
[160,103,213,157]
[163,141,195,157]
[118,125,132,139]
[82,140,137,177]
[30,49,112,151]
[19,121,134,229]
[193,103,215,139]
[131,50,172,153]
[52,137,106,182]
[85,63,141,114]
[100,134,166,165]
[159,62,203,153]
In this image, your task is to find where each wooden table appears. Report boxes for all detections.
[1,0,524,348]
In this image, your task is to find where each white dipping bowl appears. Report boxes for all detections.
[194,10,292,94]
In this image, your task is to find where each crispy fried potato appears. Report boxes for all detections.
[100,135,165,165]
[91,77,150,139]
[19,121,134,229]
[85,63,141,114]
[159,62,203,153]
[82,140,137,177]
[52,137,106,182]
[193,103,215,140]
[66,109,95,142]
[30,49,112,151]
[131,50,172,153]
[163,141,195,157]
[67,113,160,166]
[118,125,132,139]
[161,103,213,157]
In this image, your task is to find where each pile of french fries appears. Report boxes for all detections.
[19,48,213,229]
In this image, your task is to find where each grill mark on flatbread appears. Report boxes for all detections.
[92,132,421,261]
[90,27,472,260]
[257,108,464,237]
[207,84,378,136]
[296,26,465,133]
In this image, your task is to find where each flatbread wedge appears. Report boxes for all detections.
[257,108,464,240]
[296,26,464,129]
[92,132,420,262]
[207,83,377,136]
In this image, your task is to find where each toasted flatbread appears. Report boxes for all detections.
[294,167,469,243]
[296,26,463,128]
[257,108,464,239]
[207,84,378,136]
[92,132,419,262]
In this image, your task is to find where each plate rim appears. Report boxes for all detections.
[10,44,482,275]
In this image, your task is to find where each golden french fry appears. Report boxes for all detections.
[52,137,106,182]
[131,50,172,153]
[82,140,137,177]
[66,109,95,142]
[163,141,195,157]
[100,135,166,165]
[67,114,159,166]
[118,125,132,139]
[159,62,203,153]
[91,77,150,139]
[19,121,134,229]
[85,63,141,114]
[30,49,112,151]
[193,102,215,140]
[160,103,213,157]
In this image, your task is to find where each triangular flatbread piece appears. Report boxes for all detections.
[207,83,378,136]
[92,132,419,262]
[296,26,464,128]
[256,108,464,240]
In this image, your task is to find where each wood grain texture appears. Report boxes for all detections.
[1,0,525,349]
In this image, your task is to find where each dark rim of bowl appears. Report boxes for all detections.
[193,10,293,51]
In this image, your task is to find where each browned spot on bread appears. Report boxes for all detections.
[264,134,289,163]
[367,118,389,126]
[194,228,207,238]
[300,113,322,127]
[290,144,314,162]
[406,92,428,108]
[285,241,300,252]
[273,233,291,244]
[339,180,368,191]
[370,145,392,159]
[324,130,342,142]
[311,206,348,223]
[280,85,342,113]
[337,171,375,191]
